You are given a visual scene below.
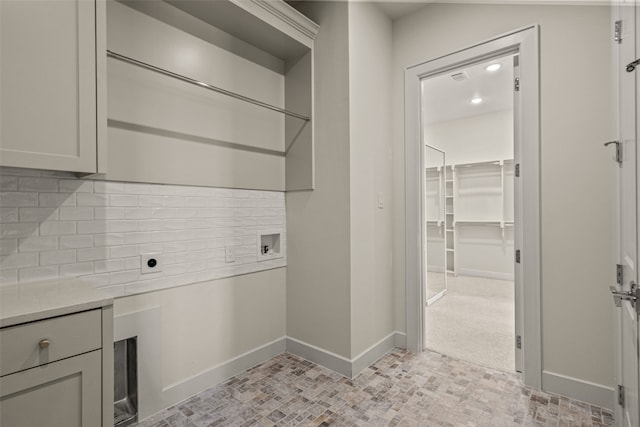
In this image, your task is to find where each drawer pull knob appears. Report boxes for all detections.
[38,339,50,349]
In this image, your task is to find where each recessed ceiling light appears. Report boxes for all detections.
[471,97,483,104]
[486,63,501,72]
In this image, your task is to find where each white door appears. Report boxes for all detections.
[614,1,639,426]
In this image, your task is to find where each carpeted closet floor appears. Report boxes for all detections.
[425,275,515,373]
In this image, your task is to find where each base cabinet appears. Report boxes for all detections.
[0,351,102,427]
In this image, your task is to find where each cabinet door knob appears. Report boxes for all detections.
[39,339,50,349]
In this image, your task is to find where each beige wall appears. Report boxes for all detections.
[286,1,352,358]
[114,268,286,387]
[392,4,615,387]
[348,3,396,358]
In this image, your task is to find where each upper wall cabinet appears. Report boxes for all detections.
[104,0,318,191]
[0,0,106,174]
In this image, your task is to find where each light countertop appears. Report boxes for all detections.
[0,279,113,328]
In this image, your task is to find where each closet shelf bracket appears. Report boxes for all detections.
[106,49,311,121]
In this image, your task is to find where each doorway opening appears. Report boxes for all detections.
[422,55,516,373]
[404,26,541,388]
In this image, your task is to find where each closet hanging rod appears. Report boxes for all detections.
[106,50,310,121]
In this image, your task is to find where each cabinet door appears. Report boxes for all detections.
[0,350,102,427]
[0,0,97,173]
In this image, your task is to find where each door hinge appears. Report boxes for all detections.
[514,77,520,92]
[618,384,625,407]
[516,335,522,349]
[604,141,622,164]
[616,264,623,285]
[515,250,521,264]
[614,20,622,44]
[515,163,520,177]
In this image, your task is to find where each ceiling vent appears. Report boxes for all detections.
[450,71,469,82]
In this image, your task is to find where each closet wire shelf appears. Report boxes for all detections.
[106,50,311,121]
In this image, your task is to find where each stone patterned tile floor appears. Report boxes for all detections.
[133,349,614,427]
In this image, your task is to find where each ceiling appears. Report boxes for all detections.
[421,54,514,125]
[368,0,609,20]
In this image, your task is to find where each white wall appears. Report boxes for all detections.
[285,1,352,358]
[114,268,286,388]
[348,2,395,359]
[424,110,514,165]
[392,3,615,392]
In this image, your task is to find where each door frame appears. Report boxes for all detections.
[404,25,541,388]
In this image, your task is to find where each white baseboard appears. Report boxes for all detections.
[542,370,614,410]
[394,331,407,348]
[134,331,406,422]
[162,337,286,408]
[286,332,405,379]
[351,332,399,377]
[285,336,352,377]
[457,268,514,281]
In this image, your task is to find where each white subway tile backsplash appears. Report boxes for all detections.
[19,266,59,282]
[59,207,94,221]
[1,192,39,207]
[94,233,125,247]
[109,194,138,207]
[76,247,109,262]
[124,208,152,219]
[18,236,58,252]
[0,170,285,295]
[19,207,58,222]
[60,262,94,276]
[76,193,107,206]
[94,181,125,193]
[1,223,38,238]
[77,221,108,234]
[58,179,93,193]
[107,221,138,233]
[60,235,94,249]
[138,195,163,207]
[39,221,77,236]
[0,269,18,286]
[1,252,38,269]
[109,245,140,259]
[39,193,76,207]
[0,208,19,223]
[0,176,18,191]
[95,207,124,220]
[94,259,125,274]
[162,196,186,207]
[18,177,58,192]
[81,273,110,287]
[0,239,18,255]
[124,257,141,270]
[124,232,152,245]
[40,249,76,266]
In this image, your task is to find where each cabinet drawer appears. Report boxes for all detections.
[0,310,101,377]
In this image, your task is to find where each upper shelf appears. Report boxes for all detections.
[120,0,318,74]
